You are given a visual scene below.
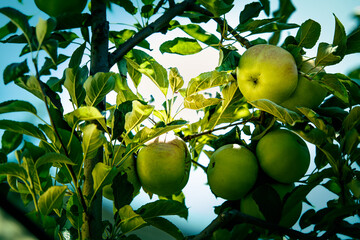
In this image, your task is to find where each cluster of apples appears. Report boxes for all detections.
[237,44,327,113]
[207,128,311,227]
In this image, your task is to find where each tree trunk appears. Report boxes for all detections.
[82,0,109,239]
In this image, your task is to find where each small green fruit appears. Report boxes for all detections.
[256,129,310,183]
[34,0,87,17]
[207,144,258,200]
[136,134,191,196]
[237,44,298,104]
[240,183,302,227]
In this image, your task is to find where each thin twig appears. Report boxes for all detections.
[188,3,252,49]
[108,0,196,68]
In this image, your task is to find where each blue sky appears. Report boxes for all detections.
[0,0,360,237]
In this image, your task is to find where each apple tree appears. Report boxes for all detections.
[0,0,359,239]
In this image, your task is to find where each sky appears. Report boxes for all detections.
[0,0,360,238]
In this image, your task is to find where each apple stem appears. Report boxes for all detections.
[191,159,207,172]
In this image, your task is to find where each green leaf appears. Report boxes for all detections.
[82,124,107,160]
[137,199,188,220]
[342,106,360,132]
[315,42,342,66]
[250,99,303,126]
[346,27,360,54]
[0,21,17,41]
[115,75,139,105]
[36,17,56,48]
[38,186,67,216]
[124,100,154,132]
[111,102,133,140]
[295,19,321,49]
[84,72,116,107]
[112,172,134,210]
[64,67,88,108]
[216,48,241,72]
[297,108,332,135]
[0,100,37,115]
[22,153,42,194]
[207,82,249,129]
[41,39,58,65]
[132,120,187,144]
[0,7,32,44]
[1,131,23,154]
[250,22,299,35]
[145,217,184,240]
[185,70,234,97]
[126,49,169,96]
[160,37,202,55]
[0,162,28,181]
[64,106,107,132]
[0,120,46,140]
[3,60,29,84]
[198,0,234,17]
[319,74,349,104]
[240,2,263,24]
[66,195,83,228]
[68,42,86,69]
[109,29,149,50]
[236,18,278,33]
[259,0,270,15]
[39,54,69,76]
[332,14,347,57]
[184,94,221,110]
[177,24,219,47]
[14,75,43,100]
[110,0,137,14]
[91,162,118,205]
[169,67,184,93]
[35,153,74,169]
[118,205,147,234]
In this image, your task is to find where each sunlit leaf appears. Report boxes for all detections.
[91,162,118,205]
[126,49,169,96]
[250,99,303,126]
[185,70,235,97]
[184,94,221,110]
[36,17,56,48]
[315,42,342,66]
[118,205,147,234]
[82,124,107,160]
[35,152,74,169]
[169,67,184,93]
[160,37,202,55]
[124,100,154,132]
[84,72,116,107]
[38,186,67,216]
[64,67,88,108]
[64,106,107,132]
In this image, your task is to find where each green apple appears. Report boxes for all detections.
[35,0,87,17]
[240,183,302,227]
[281,59,327,113]
[236,44,298,104]
[207,144,258,200]
[136,134,191,196]
[103,145,141,201]
[256,129,310,183]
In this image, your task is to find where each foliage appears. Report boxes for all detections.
[0,0,360,239]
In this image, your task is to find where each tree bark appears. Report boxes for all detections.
[82,0,109,239]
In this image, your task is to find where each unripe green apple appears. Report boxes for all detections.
[136,134,191,196]
[236,44,298,104]
[256,129,310,183]
[34,0,87,17]
[240,183,302,227]
[207,144,258,200]
[103,146,141,200]
[281,59,327,113]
